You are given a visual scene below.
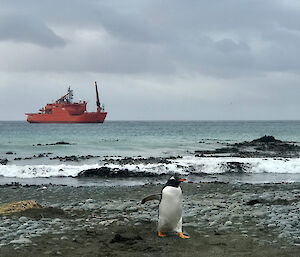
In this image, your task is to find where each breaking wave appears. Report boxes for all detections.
[1,156,300,178]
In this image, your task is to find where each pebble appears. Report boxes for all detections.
[224,221,232,226]
[1,182,300,249]
[10,236,32,244]
[19,216,28,223]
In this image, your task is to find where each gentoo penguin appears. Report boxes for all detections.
[142,176,190,239]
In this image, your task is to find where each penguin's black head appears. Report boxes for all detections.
[165,175,186,187]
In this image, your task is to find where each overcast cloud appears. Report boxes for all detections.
[0,0,300,120]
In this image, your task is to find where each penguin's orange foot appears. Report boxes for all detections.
[178,232,190,239]
[158,231,167,237]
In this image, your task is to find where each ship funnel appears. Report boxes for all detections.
[95,81,101,111]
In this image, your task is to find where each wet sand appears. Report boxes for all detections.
[1,181,300,256]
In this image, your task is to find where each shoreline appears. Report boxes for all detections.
[1,182,300,256]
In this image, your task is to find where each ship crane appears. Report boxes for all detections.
[95,81,101,112]
[56,87,73,104]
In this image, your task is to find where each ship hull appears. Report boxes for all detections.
[26,112,107,123]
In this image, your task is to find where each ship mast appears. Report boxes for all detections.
[56,86,73,104]
[95,81,101,112]
[66,86,73,103]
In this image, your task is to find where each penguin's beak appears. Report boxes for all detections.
[178,178,186,182]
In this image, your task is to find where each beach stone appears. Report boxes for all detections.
[253,211,267,218]
[126,206,138,212]
[19,216,28,223]
[209,221,218,227]
[16,229,27,235]
[10,224,18,229]
[217,226,229,232]
[10,236,32,244]
[116,221,126,226]
[19,223,30,230]
[99,219,118,226]
[28,223,41,230]
[225,221,232,226]
[231,192,244,198]
[278,232,290,239]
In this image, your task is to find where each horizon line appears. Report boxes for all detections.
[1,119,300,122]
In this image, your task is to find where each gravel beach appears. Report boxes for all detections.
[1,181,300,256]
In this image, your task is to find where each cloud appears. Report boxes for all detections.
[0,0,299,78]
[0,11,65,48]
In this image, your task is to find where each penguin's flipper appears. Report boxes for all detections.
[141,194,161,204]
[178,232,190,239]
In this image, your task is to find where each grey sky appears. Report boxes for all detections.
[0,0,300,120]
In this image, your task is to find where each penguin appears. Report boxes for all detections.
[142,176,190,239]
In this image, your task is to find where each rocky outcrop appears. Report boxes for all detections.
[35,141,72,146]
[50,155,99,162]
[220,161,251,173]
[77,167,167,178]
[103,156,182,165]
[196,135,300,158]
[0,158,8,165]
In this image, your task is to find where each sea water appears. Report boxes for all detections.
[0,120,300,185]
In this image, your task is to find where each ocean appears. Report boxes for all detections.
[1,120,300,185]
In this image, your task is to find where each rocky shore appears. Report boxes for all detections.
[195,135,300,158]
[1,181,300,256]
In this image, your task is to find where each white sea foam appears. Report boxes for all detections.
[172,156,300,174]
[105,157,300,175]
[0,164,100,178]
[1,157,300,178]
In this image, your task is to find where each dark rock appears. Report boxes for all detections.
[54,141,71,145]
[220,162,251,173]
[77,167,169,178]
[110,233,142,244]
[252,135,280,143]
[246,198,296,206]
[0,158,8,165]
[195,135,300,158]
[246,199,262,205]
[6,151,15,155]
[35,142,72,146]
[50,155,98,162]
[102,156,182,166]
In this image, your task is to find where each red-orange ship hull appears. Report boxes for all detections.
[26,112,107,123]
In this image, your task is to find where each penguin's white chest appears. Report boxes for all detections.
[158,186,183,232]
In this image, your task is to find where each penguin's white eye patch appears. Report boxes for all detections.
[170,176,175,180]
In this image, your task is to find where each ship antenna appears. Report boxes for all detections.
[67,86,73,103]
[95,81,101,111]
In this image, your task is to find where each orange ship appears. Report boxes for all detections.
[26,82,107,123]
